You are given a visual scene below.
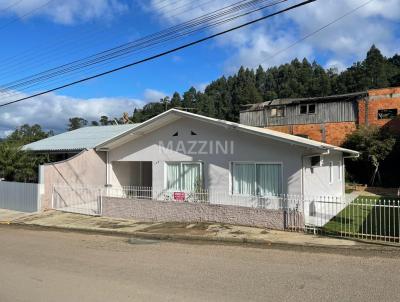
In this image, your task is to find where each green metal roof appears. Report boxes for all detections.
[23,124,140,152]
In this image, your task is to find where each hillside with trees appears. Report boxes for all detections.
[128,45,400,123]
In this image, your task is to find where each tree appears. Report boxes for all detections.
[7,124,52,145]
[0,124,52,182]
[130,45,400,124]
[170,92,182,108]
[99,116,110,126]
[342,126,396,185]
[0,143,38,182]
[68,117,88,131]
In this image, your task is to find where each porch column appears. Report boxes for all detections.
[106,151,111,187]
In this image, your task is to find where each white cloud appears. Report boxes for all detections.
[143,88,167,102]
[147,0,400,71]
[0,0,128,25]
[0,91,145,137]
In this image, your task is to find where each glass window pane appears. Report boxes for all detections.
[166,163,181,190]
[308,104,316,114]
[182,163,201,191]
[256,164,282,196]
[233,163,255,195]
[300,105,307,114]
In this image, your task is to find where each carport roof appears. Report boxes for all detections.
[23,124,140,152]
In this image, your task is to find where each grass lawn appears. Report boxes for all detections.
[323,196,400,241]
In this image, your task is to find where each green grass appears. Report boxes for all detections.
[323,196,400,240]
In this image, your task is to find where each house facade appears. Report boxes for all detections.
[240,87,400,146]
[25,109,358,210]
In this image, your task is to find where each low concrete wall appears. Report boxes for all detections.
[102,197,303,230]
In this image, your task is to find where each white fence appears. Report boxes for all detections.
[53,185,303,213]
[0,181,40,212]
[53,186,102,216]
[308,197,400,243]
[52,185,400,243]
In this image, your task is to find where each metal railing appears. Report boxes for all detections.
[105,185,304,211]
[52,185,102,216]
[306,196,400,243]
[51,184,400,243]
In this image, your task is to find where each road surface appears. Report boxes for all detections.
[0,226,399,302]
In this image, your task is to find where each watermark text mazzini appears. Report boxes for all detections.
[158,140,234,155]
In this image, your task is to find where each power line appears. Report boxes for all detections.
[258,0,375,66]
[0,0,201,77]
[0,0,254,92]
[0,0,55,31]
[0,0,24,14]
[0,0,317,108]
[0,0,283,93]
[3,0,260,96]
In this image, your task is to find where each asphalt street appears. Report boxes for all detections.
[1,226,399,302]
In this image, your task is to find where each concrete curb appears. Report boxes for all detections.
[8,221,400,254]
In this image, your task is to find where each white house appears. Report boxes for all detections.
[24,109,359,211]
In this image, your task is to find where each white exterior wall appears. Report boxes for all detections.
[108,117,345,197]
[303,152,345,197]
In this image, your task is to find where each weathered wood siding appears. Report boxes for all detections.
[240,101,358,126]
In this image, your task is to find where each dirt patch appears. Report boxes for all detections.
[141,222,213,235]
[95,221,136,229]
[230,230,245,235]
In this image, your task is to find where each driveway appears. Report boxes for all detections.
[1,226,400,302]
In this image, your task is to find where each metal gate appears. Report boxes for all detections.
[0,181,40,212]
[52,185,102,216]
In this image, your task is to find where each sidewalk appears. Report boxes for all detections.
[3,209,399,251]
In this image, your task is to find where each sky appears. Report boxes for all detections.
[0,0,399,136]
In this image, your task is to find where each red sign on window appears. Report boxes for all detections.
[173,192,186,201]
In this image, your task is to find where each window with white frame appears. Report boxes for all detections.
[231,162,282,196]
[166,162,203,191]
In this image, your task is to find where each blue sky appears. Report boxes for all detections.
[0,0,399,136]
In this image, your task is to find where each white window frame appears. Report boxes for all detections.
[164,161,203,191]
[229,161,283,196]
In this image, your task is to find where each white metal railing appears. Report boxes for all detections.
[52,185,102,216]
[51,184,400,243]
[306,196,400,243]
[105,185,304,211]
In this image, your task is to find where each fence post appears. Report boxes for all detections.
[99,188,103,216]
[51,185,55,209]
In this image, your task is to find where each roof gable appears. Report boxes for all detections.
[96,109,359,156]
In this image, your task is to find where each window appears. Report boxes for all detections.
[329,162,333,184]
[310,156,321,167]
[270,107,285,117]
[300,104,317,115]
[231,163,282,196]
[377,109,398,120]
[166,162,202,191]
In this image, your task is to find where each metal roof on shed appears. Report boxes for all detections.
[23,124,140,152]
[243,91,367,111]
